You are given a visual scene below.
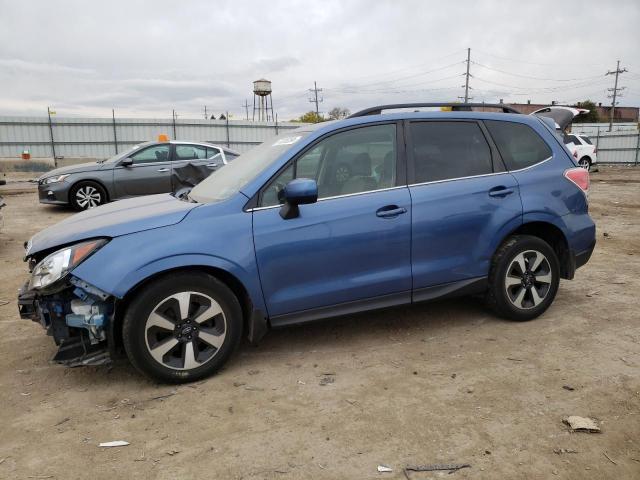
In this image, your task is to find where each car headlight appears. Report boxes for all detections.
[41,174,70,185]
[29,239,107,290]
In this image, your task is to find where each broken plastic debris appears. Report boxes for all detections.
[377,465,393,472]
[99,440,130,447]
[563,416,601,433]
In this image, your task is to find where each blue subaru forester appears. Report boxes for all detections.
[19,103,595,382]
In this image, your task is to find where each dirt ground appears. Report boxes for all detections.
[0,166,638,480]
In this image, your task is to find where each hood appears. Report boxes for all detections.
[38,161,107,180]
[530,106,589,131]
[26,194,199,257]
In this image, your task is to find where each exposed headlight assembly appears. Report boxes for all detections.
[41,174,70,185]
[29,239,107,290]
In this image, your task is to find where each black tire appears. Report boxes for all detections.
[122,272,243,383]
[69,181,107,210]
[578,157,591,172]
[486,235,560,321]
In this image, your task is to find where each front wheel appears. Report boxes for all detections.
[486,235,560,321]
[70,181,107,210]
[122,272,243,383]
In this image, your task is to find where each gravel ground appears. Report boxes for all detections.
[0,166,638,479]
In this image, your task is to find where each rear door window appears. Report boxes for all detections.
[409,121,493,183]
[174,145,208,160]
[485,121,552,170]
[580,136,593,145]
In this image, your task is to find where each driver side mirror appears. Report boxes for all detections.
[279,178,318,219]
[121,158,133,167]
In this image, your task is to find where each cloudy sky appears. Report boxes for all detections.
[1,0,639,120]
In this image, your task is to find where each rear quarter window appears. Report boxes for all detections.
[485,120,552,171]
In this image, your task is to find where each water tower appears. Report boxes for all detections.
[252,78,274,122]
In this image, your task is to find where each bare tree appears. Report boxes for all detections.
[328,107,351,120]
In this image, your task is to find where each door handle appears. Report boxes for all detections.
[376,205,407,218]
[156,168,169,172]
[206,163,219,167]
[488,186,514,198]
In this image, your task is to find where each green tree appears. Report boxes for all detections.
[573,100,600,123]
[297,111,325,123]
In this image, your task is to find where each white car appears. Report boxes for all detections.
[564,134,598,172]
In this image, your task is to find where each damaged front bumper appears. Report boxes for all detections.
[18,276,116,367]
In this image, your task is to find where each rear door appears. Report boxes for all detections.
[113,144,172,197]
[407,120,523,299]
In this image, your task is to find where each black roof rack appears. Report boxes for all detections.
[348,103,522,118]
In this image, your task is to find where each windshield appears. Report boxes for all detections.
[189,132,311,203]
[99,143,149,163]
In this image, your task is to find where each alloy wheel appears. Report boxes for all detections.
[75,186,102,209]
[144,291,227,370]
[504,250,553,310]
[335,165,350,183]
[579,158,590,170]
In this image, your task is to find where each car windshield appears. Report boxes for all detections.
[189,131,311,203]
[98,143,150,163]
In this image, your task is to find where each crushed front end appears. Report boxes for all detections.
[18,238,116,367]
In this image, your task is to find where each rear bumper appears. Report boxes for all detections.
[38,182,70,205]
[575,239,596,270]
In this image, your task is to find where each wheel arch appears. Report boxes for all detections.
[499,220,573,280]
[112,265,259,356]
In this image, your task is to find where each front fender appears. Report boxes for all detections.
[70,197,267,313]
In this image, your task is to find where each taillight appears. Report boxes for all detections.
[573,150,578,159]
[565,167,590,193]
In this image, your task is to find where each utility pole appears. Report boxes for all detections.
[242,99,250,120]
[606,60,627,131]
[172,110,177,139]
[203,105,208,120]
[309,81,323,120]
[463,47,471,103]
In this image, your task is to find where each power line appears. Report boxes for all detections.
[471,61,604,82]
[473,49,611,68]
[326,73,462,94]
[606,60,627,131]
[345,49,465,83]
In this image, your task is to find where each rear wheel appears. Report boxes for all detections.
[486,235,560,321]
[578,157,591,171]
[122,272,243,383]
[70,181,107,210]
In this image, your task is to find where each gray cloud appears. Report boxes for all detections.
[0,0,638,119]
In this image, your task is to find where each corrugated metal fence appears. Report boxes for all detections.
[0,115,304,159]
[1,117,638,164]
[571,123,640,165]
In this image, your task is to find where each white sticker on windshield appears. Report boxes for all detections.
[272,136,301,146]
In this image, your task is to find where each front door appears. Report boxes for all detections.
[252,123,412,322]
[113,144,172,197]
[407,120,523,298]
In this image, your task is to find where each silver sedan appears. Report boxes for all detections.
[38,141,239,210]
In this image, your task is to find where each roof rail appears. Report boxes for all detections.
[348,103,522,118]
